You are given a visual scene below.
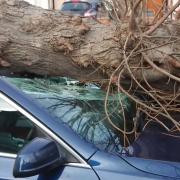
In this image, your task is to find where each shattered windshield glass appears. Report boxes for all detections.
[6,77,136,154]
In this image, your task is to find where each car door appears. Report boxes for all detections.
[0,92,99,180]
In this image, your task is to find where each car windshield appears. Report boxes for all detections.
[61,2,91,14]
[5,77,135,154]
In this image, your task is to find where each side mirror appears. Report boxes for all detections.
[13,137,64,177]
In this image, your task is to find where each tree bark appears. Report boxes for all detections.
[0,0,122,82]
[0,0,179,82]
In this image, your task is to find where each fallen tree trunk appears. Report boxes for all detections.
[0,0,121,81]
[0,0,180,137]
[0,0,179,81]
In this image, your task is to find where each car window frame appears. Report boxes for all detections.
[0,92,89,168]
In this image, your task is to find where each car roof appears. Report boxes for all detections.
[0,77,98,160]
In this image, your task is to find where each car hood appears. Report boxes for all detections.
[122,156,180,179]
[89,150,180,179]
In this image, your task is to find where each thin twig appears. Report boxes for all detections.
[144,0,180,35]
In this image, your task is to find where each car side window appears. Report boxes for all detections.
[0,96,45,154]
[0,94,79,163]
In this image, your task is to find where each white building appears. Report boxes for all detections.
[24,0,51,9]
[24,0,63,10]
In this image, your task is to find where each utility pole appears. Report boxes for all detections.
[48,0,55,9]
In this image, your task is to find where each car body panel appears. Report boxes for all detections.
[89,151,178,180]
[122,156,180,179]
[0,156,99,180]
